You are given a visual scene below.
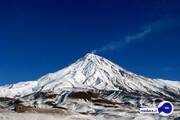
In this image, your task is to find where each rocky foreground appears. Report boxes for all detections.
[0,111,180,120]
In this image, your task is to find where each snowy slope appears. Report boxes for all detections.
[0,53,180,99]
[0,53,180,119]
[0,81,38,98]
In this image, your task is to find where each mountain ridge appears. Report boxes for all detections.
[0,53,180,99]
[0,53,180,118]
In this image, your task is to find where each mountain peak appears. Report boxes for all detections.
[82,53,125,72]
[0,54,180,119]
[84,53,99,59]
[82,53,104,64]
[1,53,180,99]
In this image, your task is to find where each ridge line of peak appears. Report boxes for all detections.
[84,53,100,58]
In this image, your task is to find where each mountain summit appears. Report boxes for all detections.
[0,53,180,115]
[0,53,180,98]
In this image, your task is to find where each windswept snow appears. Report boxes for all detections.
[0,53,179,98]
[0,81,38,98]
[0,53,180,120]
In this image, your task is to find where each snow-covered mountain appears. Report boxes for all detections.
[1,53,180,98]
[0,53,180,115]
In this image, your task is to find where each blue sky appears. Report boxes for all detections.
[0,0,180,85]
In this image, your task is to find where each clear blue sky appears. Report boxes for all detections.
[0,0,180,85]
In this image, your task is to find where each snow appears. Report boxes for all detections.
[0,53,179,120]
[0,53,180,98]
[0,81,38,98]
[0,111,179,120]
[0,112,97,120]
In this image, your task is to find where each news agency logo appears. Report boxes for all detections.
[158,101,174,116]
[140,101,174,116]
